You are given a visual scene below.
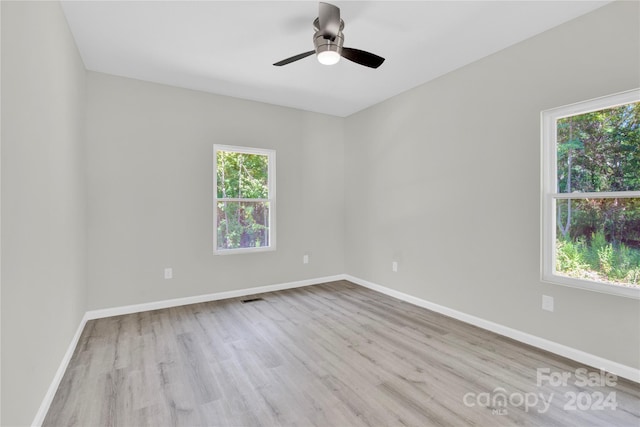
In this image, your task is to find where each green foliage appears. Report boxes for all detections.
[216,151,269,199]
[556,238,589,274]
[597,244,613,277]
[216,202,270,250]
[625,268,640,285]
[557,103,640,194]
[556,232,640,287]
[587,231,608,269]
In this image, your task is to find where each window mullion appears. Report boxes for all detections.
[218,198,271,203]
[552,191,640,199]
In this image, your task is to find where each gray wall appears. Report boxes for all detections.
[344,0,640,369]
[85,72,345,310]
[1,2,87,425]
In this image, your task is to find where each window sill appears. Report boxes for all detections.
[214,246,276,256]
[542,273,640,299]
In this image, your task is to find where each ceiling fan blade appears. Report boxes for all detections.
[273,51,315,66]
[341,47,385,69]
[319,2,341,37]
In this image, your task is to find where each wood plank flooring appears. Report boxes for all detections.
[43,281,640,426]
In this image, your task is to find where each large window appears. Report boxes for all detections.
[214,145,276,254]
[542,89,640,298]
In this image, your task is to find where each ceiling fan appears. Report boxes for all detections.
[273,2,385,69]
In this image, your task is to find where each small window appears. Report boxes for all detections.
[542,89,640,298]
[213,145,276,254]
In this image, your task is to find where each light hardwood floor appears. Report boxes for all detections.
[43,280,640,426]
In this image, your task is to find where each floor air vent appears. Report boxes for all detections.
[240,297,264,304]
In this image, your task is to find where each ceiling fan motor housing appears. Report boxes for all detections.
[313,17,344,56]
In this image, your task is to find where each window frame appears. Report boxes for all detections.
[541,89,640,299]
[213,144,276,255]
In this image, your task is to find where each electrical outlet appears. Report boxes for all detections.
[542,295,554,312]
[164,268,173,279]
[392,261,398,272]
[303,254,309,264]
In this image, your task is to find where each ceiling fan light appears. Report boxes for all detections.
[317,50,341,65]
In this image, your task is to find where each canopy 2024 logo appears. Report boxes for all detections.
[462,368,618,416]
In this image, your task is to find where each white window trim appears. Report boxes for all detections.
[213,144,276,255]
[541,89,640,299]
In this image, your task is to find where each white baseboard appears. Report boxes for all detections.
[85,275,345,320]
[344,274,640,384]
[31,312,90,427]
[33,273,639,426]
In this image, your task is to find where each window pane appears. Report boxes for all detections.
[216,201,270,250]
[216,151,269,199]
[555,198,640,287]
[557,102,640,193]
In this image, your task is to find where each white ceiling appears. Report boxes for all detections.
[61,1,611,117]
